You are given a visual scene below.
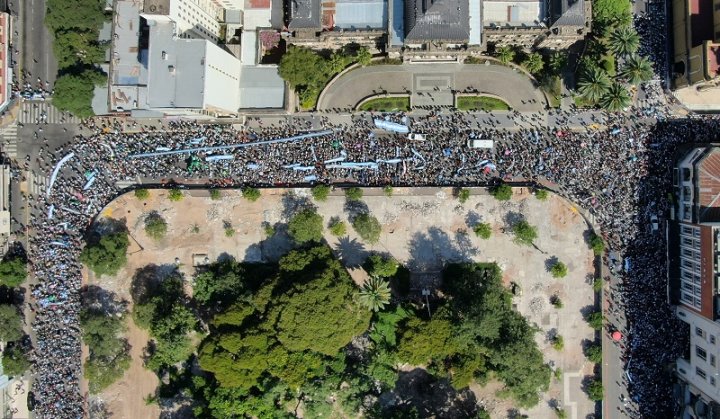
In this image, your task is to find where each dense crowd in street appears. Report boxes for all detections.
[19,104,714,417]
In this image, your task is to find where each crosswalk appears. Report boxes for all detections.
[0,123,18,159]
[28,171,49,197]
[19,101,81,125]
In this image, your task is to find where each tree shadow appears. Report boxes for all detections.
[334,236,367,269]
[465,210,481,227]
[84,217,128,245]
[130,264,181,305]
[343,199,369,223]
[378,368,479,418]
[503,211,524,229]
[545,256,559,272]
[258,223,294,262]
[81,285,128,315]
[281,192,314,221]
[406,227,478,273]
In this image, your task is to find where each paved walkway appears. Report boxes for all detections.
[317,63,546,112]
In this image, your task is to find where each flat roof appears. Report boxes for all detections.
[289,0,321,29]
[690,0,713,47]
[241,31,258,64]
[239,66,285,108]
[698,148,720,222]
[483,1,544,26]
[335,0,388,30]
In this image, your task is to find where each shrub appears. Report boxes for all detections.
[135,188,149,200]
[168,188,183,202]
[589,233,605,255]
[535,189,549,201]
[79,232,129,277]
[585,376,604,401]
[353,214,381,244]
[0,256,27,288]
[585,342,602,363]
[345,187,363,201]
[145,213,167,240]
[490,184,513,201]
[311,185,331,202]
[457,188,470,204]
[365,254,399,278]
[473,223,492,239]
[242,187,261,202]
[593,277,604,293]
[512,220,538,246]
[550,261,568,278]
[585,311,604,330]
[551,335,564,351]
[550,295,563,309]
[263,222,275,237]
[329,219,347,237]
[383,185,394,197]
[209,189,221,200]
[225,227,235,237]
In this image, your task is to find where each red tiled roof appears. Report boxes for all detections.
[698,149,720,222]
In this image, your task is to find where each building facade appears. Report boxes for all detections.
[671,146,720,416]
[671,0,720,89]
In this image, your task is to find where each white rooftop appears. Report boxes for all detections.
[483,0,544,27]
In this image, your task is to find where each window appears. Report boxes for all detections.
[712,354,716,367]
[712,335,717,344]
[697,367,707,379]
[697,346,707,361]
[697,327,706,338]
[712,377,717,386]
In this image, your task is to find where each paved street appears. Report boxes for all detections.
[13,0,57,87]
[19,100,81,125]
[317,63,546,112]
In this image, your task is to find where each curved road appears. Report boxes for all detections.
[318,63,546,112]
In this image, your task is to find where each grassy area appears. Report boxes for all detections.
[456,95,511,111]
[573,95,595,108]
[358,96,410,112]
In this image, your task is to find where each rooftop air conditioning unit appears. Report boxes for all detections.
[168,65,176,73]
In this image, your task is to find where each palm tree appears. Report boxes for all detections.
[620,54,654,85]
[608,27,640,57]
[600,83,632,111]
[496,46,515,64]
[577,67,611,103]
[328,53,346,74]
[522,52,544,75]
[358,276,391,312]
[548,52,567,73]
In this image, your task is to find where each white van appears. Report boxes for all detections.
[407,133,427,141]
[467,139,494,149]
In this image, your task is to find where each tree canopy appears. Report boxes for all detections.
[52,69,107,118]
[80,231,129,276]
[288,209,324,244]
[1,344,29,377]
[192,259,246,308]
[0,304,23,342]
[352,214,382,244]
[81,308,131,393]
[0,256,27,288]
[490,184,513,201]
[512,220,538,246]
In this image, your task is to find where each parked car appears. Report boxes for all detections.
[650,215,659,232]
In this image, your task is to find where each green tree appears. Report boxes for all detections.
[352,214,382,244]
[585,376,604,401]
[45,0,107,32]
[383,185,394,197]
[548,52,567,73]
[620,54,654,85]
[589,233,605,255]
[288,209,324,244]
[328,219,347,237]
[585,311,605,330]
[551,335,564,351]
[584,342,602,363]
[278,46,330,89]
[600,83,632,111]
[365,254,399,277]
[456,188,471,204]
[1,345,29,377]
[80,231,129,276]
[52,68,106,118]
[209,189,221,200]
[81,309,131,392]
[168,188,183,202]
[242,187,261,202]
[608,26,640,57]
[497,46,515,64]
[0,256,27,288]
[345,187,363,201]
[593,277,604,292]
[550,261,568,278]
[577,67,611,103]
[0,305,23,342]
[144,213,167,240]
[535,189,549,201]
[134,188,149,200]
[473,223,492,239]
[358,276,392,312]
[328,52,346,74]
[512,220,538,246]
[357,47,372,66]
[592,0,632,31]
[311,185,331,202]
[550,295,563,308]
[523,52,544,75]
[490,184,512,201]
[53,30,108,68]
[193,260,245,307]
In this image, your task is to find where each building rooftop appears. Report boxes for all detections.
[288,0,321,29]
[483,0,544,27]
[335,0,388,30]
[404,0,470,41]
[238,66,285,108]
[697,148,720,222]
[550,0,585,27]
[143,0,171,14]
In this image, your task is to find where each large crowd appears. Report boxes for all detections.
[21,101,718,417]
